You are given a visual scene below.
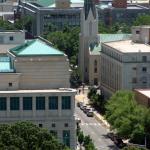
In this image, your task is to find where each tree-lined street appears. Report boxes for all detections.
[76,105,118,150]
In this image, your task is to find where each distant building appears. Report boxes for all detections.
[101,26,150,98]
[134,89,150,108]
[0,31,76,150]
[15,0,150,36]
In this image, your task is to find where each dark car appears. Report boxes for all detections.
[86,110,94,117]
[113,136,126,148]
[77,102,82,107]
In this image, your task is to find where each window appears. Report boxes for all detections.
[63,130,70,147]
[36,97,45,110]
[142,67,147,72]
[50,130,57,137]
[94,60,97,66]
[64,123,68,127]
[52,123,56,128]
[10,97,19,110]
[136,30,140,34]
[94,68,97,73]
[9,82,12,87]
[132,67,137,70]
[142,56,147,62]
[39,124,43,128]
[9,36,14,41]
[0,97,6,110]
[62,96,71,110]
[132,77,137,83]
[49,96,58,110]
[94,78,98,85]
[23,97,32,110]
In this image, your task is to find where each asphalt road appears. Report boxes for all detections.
[76,105,118,150]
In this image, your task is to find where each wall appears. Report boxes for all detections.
[0,73,20,90]
[89,54,100,85]
[0,31,25,44]
[134,90,150,107]
[0,90,76,150]
[14,56,70,89]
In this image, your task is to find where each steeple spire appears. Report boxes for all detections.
[84,0,96,20]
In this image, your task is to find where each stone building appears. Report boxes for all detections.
[101,26,150,98]
[0,31,76,150]
[15,0,150,36]
[79,0,131,86]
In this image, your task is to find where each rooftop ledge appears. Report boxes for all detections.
[0,88,77,94]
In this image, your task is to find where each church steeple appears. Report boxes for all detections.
[84,0,96,20]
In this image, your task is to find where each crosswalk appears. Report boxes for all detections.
[80,123,101,126]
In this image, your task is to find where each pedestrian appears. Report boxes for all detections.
[79,89,81,94]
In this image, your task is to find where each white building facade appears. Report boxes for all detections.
[0,31,76,149]
[101,26,150,98]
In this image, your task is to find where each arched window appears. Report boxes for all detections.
[94,60,97,66]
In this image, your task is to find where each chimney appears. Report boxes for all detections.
[112,0,127,8]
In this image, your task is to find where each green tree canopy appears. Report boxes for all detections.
[133,15,150,26]
[0,122,69,150]
[105,91,150,146]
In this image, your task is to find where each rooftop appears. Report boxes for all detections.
[9,39,64,57]
[90,34,131,54]
[30,0,84,7]
[104,40,150,53]
[0,44,18,54]
[135,89,150,99]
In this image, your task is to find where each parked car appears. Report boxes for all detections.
[87,110,94,117]
[84,107,94,114]
[107,132,115,141]
[113,135,126,148]
[77,102,83,107]
[80,104,87,111]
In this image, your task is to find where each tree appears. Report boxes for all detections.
[0,122,70,150]
[45,26,80,65]
[14,16,33,31]
[134,15,150,26]
[78,131,84,145]
[105,91,150,147]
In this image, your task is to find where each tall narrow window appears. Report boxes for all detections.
[62,96,71,110]
[63,130,70,147]
[49,96,58,110]
[0,97,6,111]
[10,97,19,110]
[23,97,32,110]
[89,21,92,36]
[36,97,45,110]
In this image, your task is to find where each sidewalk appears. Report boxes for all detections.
[75,88,110,130]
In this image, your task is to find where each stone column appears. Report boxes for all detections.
[58,96,62,117]
[20,97,23,119]
[7,97,10,117]
[45,96,49,118]
[32,97,36,117]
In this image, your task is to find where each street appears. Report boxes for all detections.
[76,105,118,150]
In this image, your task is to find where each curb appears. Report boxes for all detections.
[94,112,110,130]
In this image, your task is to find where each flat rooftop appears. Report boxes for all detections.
[0,89,77,94]
[104,40,150,53]
[0,44,18,54]
[135,89,150,99]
